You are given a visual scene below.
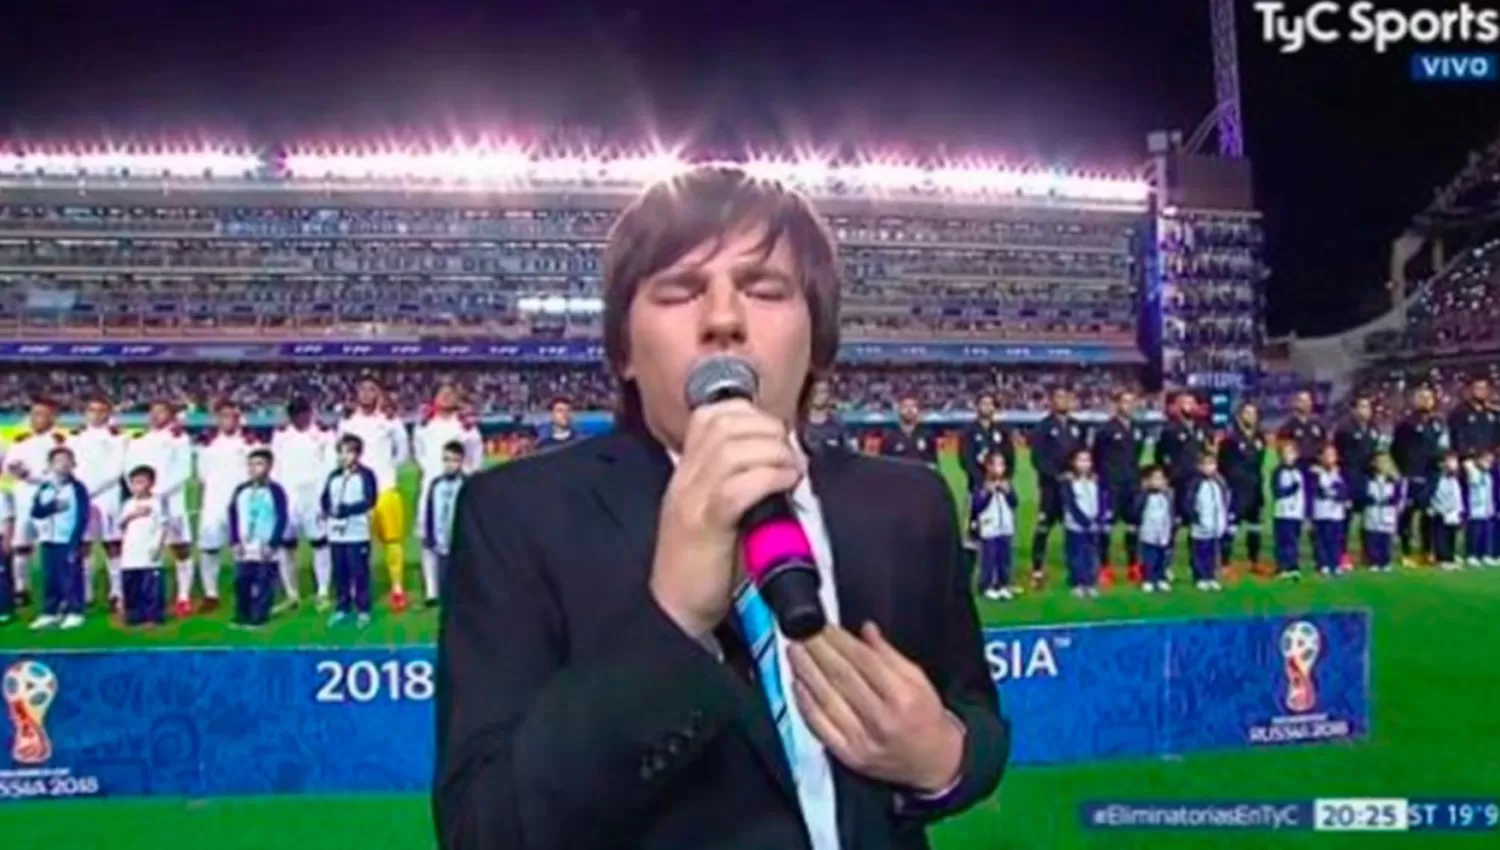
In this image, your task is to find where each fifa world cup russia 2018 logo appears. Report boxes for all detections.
[1279,621,1322,714]
[3,660,59,765]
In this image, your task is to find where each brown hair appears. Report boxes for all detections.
[601,166,842,431]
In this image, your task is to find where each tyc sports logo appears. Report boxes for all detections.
[3,661,58,765]
[1254,2,1499,54]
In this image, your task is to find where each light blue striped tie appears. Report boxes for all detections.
[734,580,797,770]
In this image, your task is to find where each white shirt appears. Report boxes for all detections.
[119,496,167,570]
[414,413,483,479]
[270,424,332,494]
[4,427,66,494]
[69,425,128,501]
[124,428,193,504]
[668,443,842,850]
[337,410,405,491]
[197,430,254,505]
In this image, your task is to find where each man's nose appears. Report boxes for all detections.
[698,277,747,349]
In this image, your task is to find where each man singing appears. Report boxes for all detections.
[434,167,1008,850]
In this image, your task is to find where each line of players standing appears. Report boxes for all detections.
[0,377,488,629]
[801,377,1500,599]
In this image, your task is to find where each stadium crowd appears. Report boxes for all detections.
[0,364,1145,418]
[0,205,1144,346]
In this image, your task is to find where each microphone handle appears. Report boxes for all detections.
[740,495,828,640]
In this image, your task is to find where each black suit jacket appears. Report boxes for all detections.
[433,430,1009,850]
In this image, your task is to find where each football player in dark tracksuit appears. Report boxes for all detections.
[1448,378,1500,458]
[1217,402,1268,572]
[1276,391,1328,475]
[881,395,938,466]
[1391,386,1449,563]
[801,378,854,455]
[1334,396,1382,564]
[1090,390,1145,578]
[1029,387,1084,585]
[1155,392,1212,517]
[959,392,1016,492]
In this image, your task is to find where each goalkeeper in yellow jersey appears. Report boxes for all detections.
[336,376,411,612]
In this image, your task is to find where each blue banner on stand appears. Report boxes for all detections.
[1,611,1369,802]
[0,339,1144,365]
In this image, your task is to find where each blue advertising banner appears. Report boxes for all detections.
[0,611,1369,802]
[0,339,1145,365]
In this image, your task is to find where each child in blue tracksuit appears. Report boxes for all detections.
[1184,452,1230,590]
[1462,450,1494,567]
[1429,451,1465,570]
[1061,449,1107,597]
[229,449,290,627]
[0,488,13,624]
[1270,442,1307,578]
[29,446,90,629]
[1135,465,1174,592]
[322,434,379,626]
[1362,453,1403,572]
[1310,444,1350,576]
[421,441,468,608]
[969,452,1018,600]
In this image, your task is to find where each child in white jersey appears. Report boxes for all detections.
[119,466,169,627]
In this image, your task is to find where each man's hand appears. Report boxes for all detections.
[789,622,964,793]
[651,399,804,640]
[6,460,28,479]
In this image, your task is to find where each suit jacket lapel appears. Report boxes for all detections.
[589,430,798,801]
[808,447,897,848]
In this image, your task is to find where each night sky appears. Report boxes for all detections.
[2,0,1495,337]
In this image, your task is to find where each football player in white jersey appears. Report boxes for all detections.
[413,384,483,607]
[193,401,257,617]
[3,398,68,607]
[69,395,129,610]
[336,376,411,611]
[122,402,194,589]
[270,396,335,610]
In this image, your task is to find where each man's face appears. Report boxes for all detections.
[85,401,111,428]
[1415,388,1435,412]
[551,401,572,430]
[149,403,173,429]
[1051,390,1071,414]
[357,381,381,410]
[621,225,811,447]
[30,403,56,433]
[1354,399,1373,423]
[217,407,241,434]
[1472,381,1491,405]
[1293,392,1312,417]
[1116,393,1137,418]
[1239,404,1259,429]
[899,398,921,424]
[434,386,459,413]
[977,396,996,419]
[1178,395,1198,418]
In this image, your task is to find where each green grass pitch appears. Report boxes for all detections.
[4,449,1499,849]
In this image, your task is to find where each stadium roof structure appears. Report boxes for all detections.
[0,142,1151,207]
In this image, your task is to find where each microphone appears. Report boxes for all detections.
[685,354,827,640]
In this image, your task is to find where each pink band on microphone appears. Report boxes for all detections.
[742,517,816,582]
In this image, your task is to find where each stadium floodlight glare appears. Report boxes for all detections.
[276,143,1148,202]
[515,295,603,315]
[0,146,260,178]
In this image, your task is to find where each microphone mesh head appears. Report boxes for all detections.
[684,354,760,410]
